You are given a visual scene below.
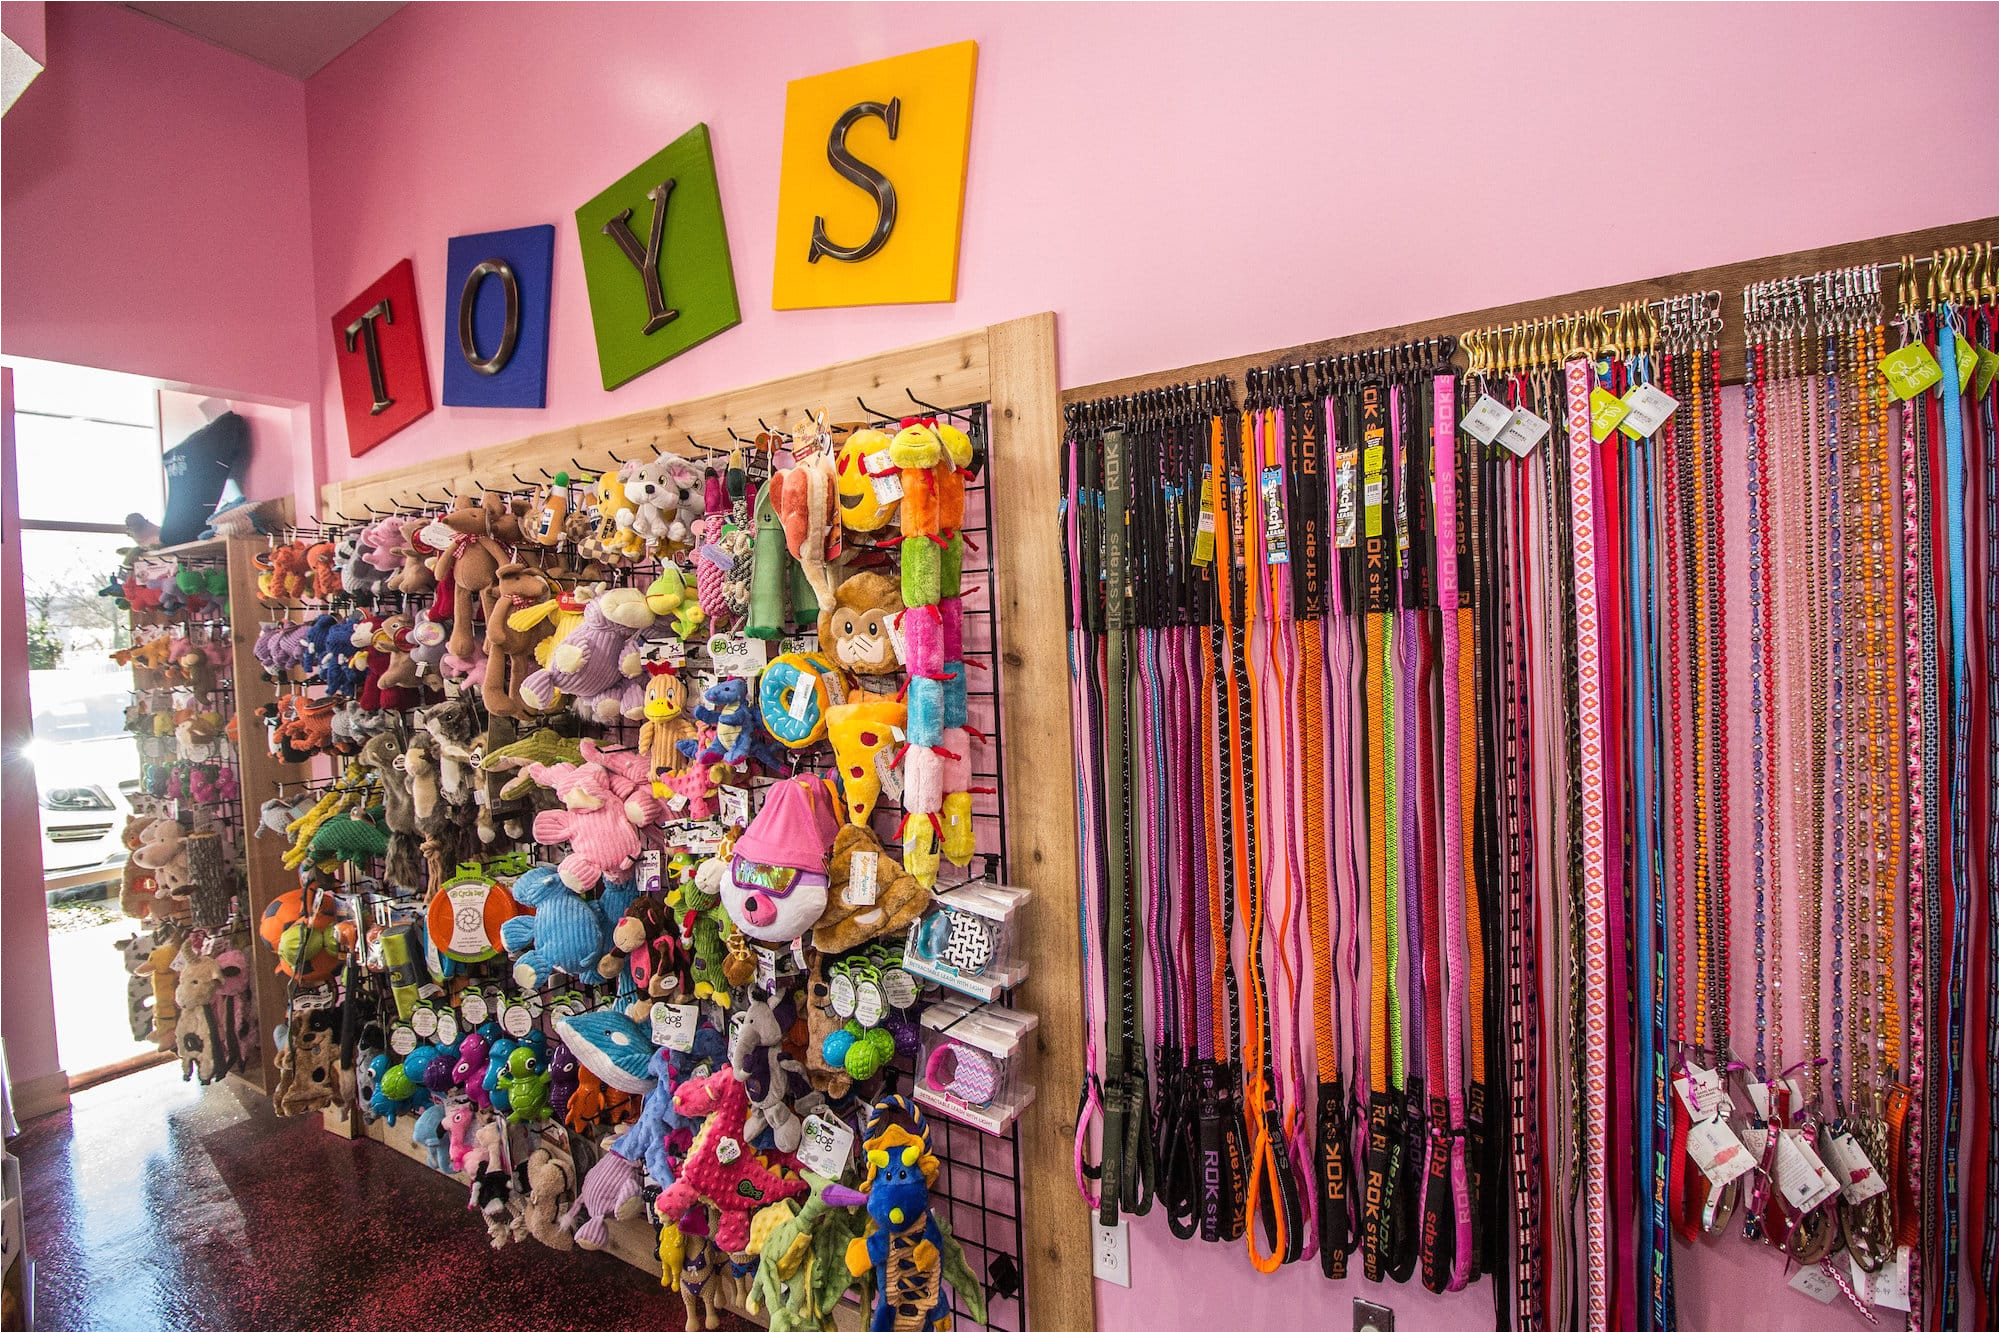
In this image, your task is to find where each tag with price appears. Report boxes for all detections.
[1879,343,1943,400]
[795,1112,856,1179]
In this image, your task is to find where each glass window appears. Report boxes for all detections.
[4,359,164,528]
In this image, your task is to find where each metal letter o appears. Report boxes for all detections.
[457,259,520,376]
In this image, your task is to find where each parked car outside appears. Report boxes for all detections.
[29,669,138,898]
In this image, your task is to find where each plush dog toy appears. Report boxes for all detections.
[482,562,558,717]
[524,742,664,892]
[429,496,514,661]
[655,1068,807,1253]
[817,572,904,681]
[518,586,655,720]
[564,1149,647,1250]
[499,864,610,987]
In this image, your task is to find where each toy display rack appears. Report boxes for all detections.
[298,314,1090,1332]
[120,516,302,1093]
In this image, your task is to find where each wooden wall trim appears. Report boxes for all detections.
[1064,216,1998,403]
[986,312,1095,1332]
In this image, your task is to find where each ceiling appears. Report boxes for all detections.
[125,2,406,79]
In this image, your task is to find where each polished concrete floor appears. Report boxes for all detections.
[11,1061,705,1331]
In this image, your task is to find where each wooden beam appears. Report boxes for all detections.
[986,312,1096,1333]
[322,327,990,520]
[1064,216,1998,403]
[225,529,305,1094]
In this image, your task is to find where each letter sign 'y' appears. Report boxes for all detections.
[330,258,432,457]
[773,41,977,310]
[575,123,740,391]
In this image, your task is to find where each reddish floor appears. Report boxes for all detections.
[12,1060,707,1331]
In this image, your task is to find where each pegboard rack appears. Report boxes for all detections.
[271,315,1087,1330]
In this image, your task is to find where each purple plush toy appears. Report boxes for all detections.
[562,1150,645,1250]
[548,1041,581,1121]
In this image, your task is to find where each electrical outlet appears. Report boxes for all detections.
[1354,1298,1395,1332]
[1091,1218,1130,1287]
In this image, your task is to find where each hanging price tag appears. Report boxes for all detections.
[706,635,768,679]
[1977,347,2000,400]
[410,1004,438,1039]
[388,1023,418,1056]
[1822,1127,1888,1203]
[795,1112,855,1179]
[1588,387,1631,442]
[1259,468,1290,565]
[639,848,663,896]
[719,785,750,828]
[1956,332,1977,392]
[1618,382,1680,439]
[1459,394,1515,446]
[1333,450,1358,549]
[1686,1114,1753,1189]
[1495,408,1551,458]
[433,1009,459,1045]
[459,991,489,1025]
[651,1002,699,1052]
[1879,343,1943,400]
[1874,1247,1912,1311]
[1673,1061,1727,1119]
[500,1001,535,1039]
[1776,1129,1840,1212]
[844,850,880,907]
[1191,476,1217,567]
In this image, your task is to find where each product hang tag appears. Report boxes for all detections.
[1618,382,1680,439]
[1879,343,1943,400]
[1258,467,1290,565]
[1333,449,1359,548]
[388,1023,418,1056]
[1874,1246,1912,1311]
[845,850,880,907]
[410,1005,438,1039]
[639,848,664,896]
[1776,1128,1841,1213]
[884,611,910,668]
[786,676,816,722]
[459,990,488,1025]
[433,1009,460,1045]
[1955,332,1977,392]
[651,1002,699,1052]
[1191,475,1217,567]
[875,746,905,804]
[1787,1261,1840,1305]
[1673,1061,1727,1119]
[500,1000,534,1038]
[1977,346,2000,400]
[1588,387,1631,442]
[1459,394,1516,446]
[718,785,750,828]
[1822,1127,1889,1204]
[1495,408,1551,458]
[1686,1113,1754,1188]
[796,1112,856,1179]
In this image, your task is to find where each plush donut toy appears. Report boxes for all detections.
[758,652,848,749]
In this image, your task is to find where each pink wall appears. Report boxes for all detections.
[0,368,61,1098]
[0,2,318,405]
[2,0,45,65]
[303,1,1996,492]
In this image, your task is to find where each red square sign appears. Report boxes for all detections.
[331,258,433,457]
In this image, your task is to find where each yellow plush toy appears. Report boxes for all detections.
[587,469,646,562]
[824,698,907,826]
[833,428,899,535]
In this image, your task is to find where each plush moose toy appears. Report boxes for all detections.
[429,496,515,661]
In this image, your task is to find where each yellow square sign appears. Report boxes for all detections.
[771,40,977,310]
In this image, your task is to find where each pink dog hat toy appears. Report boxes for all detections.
[732,775,840,873]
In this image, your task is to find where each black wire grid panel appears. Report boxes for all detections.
[264,404,1029,1330]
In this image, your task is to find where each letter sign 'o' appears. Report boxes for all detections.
[457,259,522,376]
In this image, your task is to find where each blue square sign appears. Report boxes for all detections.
[442,223,555,408]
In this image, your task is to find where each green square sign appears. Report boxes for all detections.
[575,122,742,390]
